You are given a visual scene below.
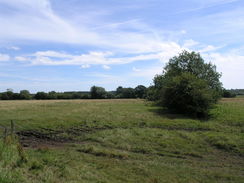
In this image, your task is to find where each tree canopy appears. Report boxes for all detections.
[150,50,222,117]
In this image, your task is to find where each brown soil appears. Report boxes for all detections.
[16,125,113,149]
[17,130,73,148]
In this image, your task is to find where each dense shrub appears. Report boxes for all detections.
[116,86,136,98]
[90,86,107,99]
[222,89,236,98]
[161,72,215,117]
[19,90,31,100]
[150,51,222,117]
[34,92,48,100]
[134,85,147,98]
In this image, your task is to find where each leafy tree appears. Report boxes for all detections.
[90,86,107,99]
[48,91,58,99]
[19,90,31,100]
[81,94,90,99]
[146,86,158,101]
[0,92,10,100]
[1,89,14,100]
[151,50,222,117]
[134,85,147,98]
[72,93,82,99]
[105,92,115,99]
[115,86,135,98]
[222,89,236,98]
[57,93,72,99]
[116,86,123,97]
[34,92,48,100]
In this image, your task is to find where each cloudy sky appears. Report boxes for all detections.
[0,0,243,92]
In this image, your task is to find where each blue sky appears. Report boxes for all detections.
[0,0,244,92]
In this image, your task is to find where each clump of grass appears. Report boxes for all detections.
[77,145,129,159]
[29,160,44,171]
[0,138,27,182]
[204,133,241,154]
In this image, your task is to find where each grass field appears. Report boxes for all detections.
[0,98,243,183]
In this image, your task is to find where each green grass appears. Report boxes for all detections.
[0,98,243,183]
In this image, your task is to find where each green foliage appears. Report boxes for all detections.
[34,92,48,100]
[134,85,147,98]
[0,89,32,100]
[48,91,58,99]
[0,90,14,100]
[90,86,107,99]
[161,72,215,117]
[229,89,244,95]
[116,87,135,98]
[151,51,222,117]
[146,86,159,101]
[19,90,31,100]
[115,86,146,98]
[0,86,148,100]
[222,89,236,98]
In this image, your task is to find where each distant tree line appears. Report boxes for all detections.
[0,85,238,101]
[225,89,244,96]
[222,89,237,98]
[0,85,148,100]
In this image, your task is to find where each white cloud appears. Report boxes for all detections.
[131,66,163,78]
[81,64,90,69]
[8,46,20,50]
[132,67,141,72]
[14,44,186,66]
[199,45,222,53]
[180,30,187,34]
[29,51,115,65]
[0,53,10,61]
[15,56,27,61]
[0,0,196,55]
[183,39,199,48]
[102,65,110,70]
[0,0,100,45]
[203,51,244,88]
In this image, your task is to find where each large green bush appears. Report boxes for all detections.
[150,51,222,117]
[90,86,107,99]
[161,72,215,117]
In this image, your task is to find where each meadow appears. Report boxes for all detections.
[0,98,243,183]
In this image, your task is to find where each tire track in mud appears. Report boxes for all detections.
[16,124,211,149]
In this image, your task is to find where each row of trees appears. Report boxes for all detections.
[0,85,148,100]
[0,89,32,100]
[0,85,236,101]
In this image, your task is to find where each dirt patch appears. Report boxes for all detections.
[16,125,114,149]
[17,130,73,148]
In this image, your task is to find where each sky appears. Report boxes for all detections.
[0,0,244,92]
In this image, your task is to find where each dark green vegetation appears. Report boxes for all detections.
[223,89,237,98]
[148,51,223,117]
[0,99,243,183]
[0,85,148,100]
[229,89,244,96]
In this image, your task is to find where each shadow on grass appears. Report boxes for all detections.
[147,102,211,121]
